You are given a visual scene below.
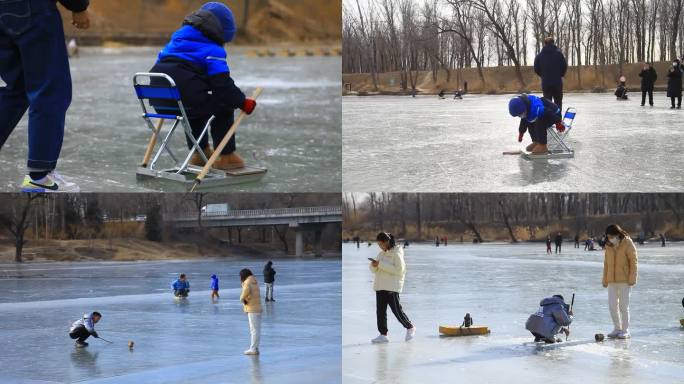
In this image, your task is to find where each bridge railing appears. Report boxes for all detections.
[170,206,342,221]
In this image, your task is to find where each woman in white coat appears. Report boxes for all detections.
[369,232,415,343]
[602,224,638,339]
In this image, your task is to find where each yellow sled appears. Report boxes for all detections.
[439,325,490,336]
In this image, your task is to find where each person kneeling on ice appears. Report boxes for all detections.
[239,268,262,355]
[172,273,190,297]
[614,76,628,100]
[525,295,573,344]
[69,312,102,348]
[508,94,564,155]
[149,2,257,170]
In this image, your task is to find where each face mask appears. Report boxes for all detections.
[609,237,620,245]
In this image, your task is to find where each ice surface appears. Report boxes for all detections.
[342,94,684,192]
[343,243,684,383]
[0,47,341,192]
[0,258,341,384]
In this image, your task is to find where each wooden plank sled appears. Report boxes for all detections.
[439,325,490,336]
[523,150,575,160]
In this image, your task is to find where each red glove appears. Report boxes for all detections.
[555,121,565,133]
[518,132,524,142]
[241,98,256,115]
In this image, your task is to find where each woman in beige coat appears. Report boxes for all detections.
[240,268,262,355]
[602,224,638,339]
[369,232,415,344]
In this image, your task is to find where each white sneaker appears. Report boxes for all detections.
[48,171,80,192]
[244,348,259,355]
[21,171,80,193]
[607,329,621,339]
[371,334,389,344]
[617,330,631,339]
[405,327,416,341]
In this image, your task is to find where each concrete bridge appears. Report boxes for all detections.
[168,206,342,256]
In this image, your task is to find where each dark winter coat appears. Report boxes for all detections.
[56,0,90,12]
[667,65,683,97]
[554,234,563,246]
[263,262,276,284]
[534,44,568,89]
[525,296,573,340]
[638,67,657,90]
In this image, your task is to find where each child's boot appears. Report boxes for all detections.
[525,142,538,152]
[214,152,245,170]
[531,144,548,154]
[190,146,213,166]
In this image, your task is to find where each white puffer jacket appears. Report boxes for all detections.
[370,245,406,293]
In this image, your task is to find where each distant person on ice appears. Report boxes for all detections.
[369,232,415,344]
[525,295,573,344]
[0,0,90,192]
[639,63,657,106]
[554,232,563,253]
[660,233,666,247]
[508,94,564,155]
[614,76,628,100]
[546,236,552,254]
[172,273,190,297]
[69,311,102,348]
[149,2,257,170]
[240,268,262,355]
[263,260,276,302]
[602,224,638,339]
[667,59,682,109]
[534,37,567,111]
[210,274,219,300]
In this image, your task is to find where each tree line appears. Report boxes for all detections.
[343,193,682,242]
[343,0,684,89]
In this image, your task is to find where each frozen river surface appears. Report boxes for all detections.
[343,243,684,384]
[343,94,684,192]
[0,258,341,384]
[0,48,341,192]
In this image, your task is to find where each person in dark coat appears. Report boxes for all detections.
[1,0,91,192]
[667,59,682,109]
[525,295,573,343]
[263,261,276,302]
[508,94,564,154]
[534,37,568,111]
[554,232,563,253]
[638,63,657,106]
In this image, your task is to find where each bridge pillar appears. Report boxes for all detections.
[295,228,304,257]
[314,225,323,257]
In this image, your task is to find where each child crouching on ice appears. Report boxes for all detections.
[508,94,564,155]
[525,294,573,343]
[149,2,256,170]
[240,268,262,355]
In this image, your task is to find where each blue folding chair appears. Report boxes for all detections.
[525,107,576,160]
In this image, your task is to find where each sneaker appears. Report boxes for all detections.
[21,172,79,193]
[75,340,88,348]
[270,298,275,302]
[617,330,631,339]
[244,348,259,355]
[607,329,621,339]
[405,327,416,341]
[371,334,389,344]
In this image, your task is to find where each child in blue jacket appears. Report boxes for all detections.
[508,94,564,155]
[150,2,256,170]
[525,295,573,343]
[210,274,219,300]
[172,274,190,297]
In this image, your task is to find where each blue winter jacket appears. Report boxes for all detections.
[171,279,190,291]
[525,296,573,340]
[210,275,219,290]
[158,25,231,77]
[534,44,568,88]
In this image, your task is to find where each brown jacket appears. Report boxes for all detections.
[602,236,638,287]
[240,275,262,313]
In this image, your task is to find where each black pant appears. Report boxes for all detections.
[641,90,653,105]
[187,111,236,155]
[542,84,563,112]
[69,326,91,342]
[555,244,561,253]
[174,289,189,297]
[376,290,413,335]
[671,96,682,108]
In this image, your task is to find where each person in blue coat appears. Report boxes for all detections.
[0,0,90,192]
[210,274,219,300]
[508,94,564,154]
[150,2,257,171]
[525,295,573,343]
[172,273,190,297]
[534,37,567,111]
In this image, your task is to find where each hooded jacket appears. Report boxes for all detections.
[210,274,219,291]
[525,296,573,340]
[370,245,406,293]
[69,313,96,334]
[263,262,276,284]
[534,44,568,88]
[602,236,638,287]
[240,275,262,313]
[171,278,190,291]
[516,94,561,136]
